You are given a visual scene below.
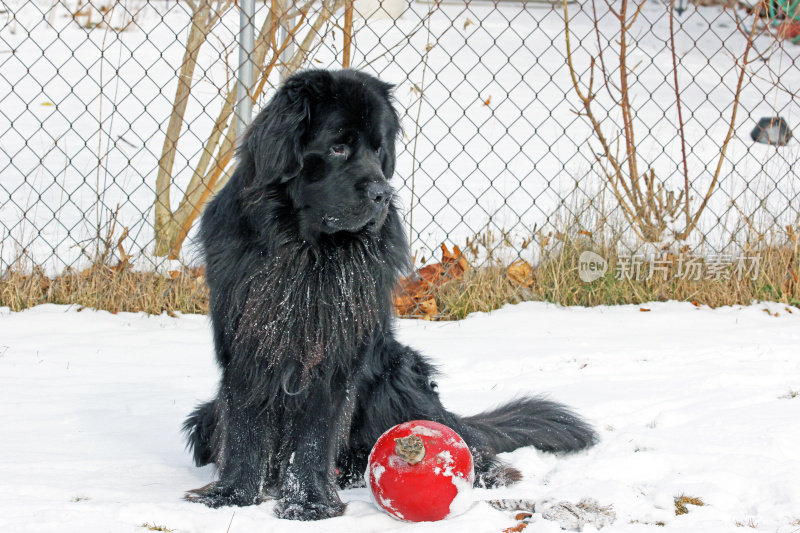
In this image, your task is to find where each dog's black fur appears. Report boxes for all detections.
[183,69,597,521]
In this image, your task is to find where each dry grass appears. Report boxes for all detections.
[675,495,705,515]
[2,232,798,318]
[435,265,530,320]
[0,261,208,315]
[430,227,799,319]
[532,237,798,309]
[139,523,174,532]
[1,208,208,314]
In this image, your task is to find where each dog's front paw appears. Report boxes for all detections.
[185,482,262,508]
[274,498,346,521]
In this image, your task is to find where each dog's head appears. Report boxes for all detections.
[242,69,401,243]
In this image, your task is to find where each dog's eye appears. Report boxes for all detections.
[330,144,348,158]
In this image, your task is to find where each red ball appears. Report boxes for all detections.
[366,420,474,522]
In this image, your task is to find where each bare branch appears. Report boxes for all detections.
[343,0,354,67]
[669,0,690,222]
[679,0,762,239]
[154,0,223,256]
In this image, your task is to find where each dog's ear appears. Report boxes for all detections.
[244,73,318,184]
[381,133,397,180]
[379,83,401,180]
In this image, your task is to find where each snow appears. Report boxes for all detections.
[410,425,442,438]
[371,463,386,484]
[1,301,799,532]
[446,473,474,520]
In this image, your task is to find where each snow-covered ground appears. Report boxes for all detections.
[1,301,798,532]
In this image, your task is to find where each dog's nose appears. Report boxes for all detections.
[366,182,392,207]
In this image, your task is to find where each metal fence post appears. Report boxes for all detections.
[236,0,255,140]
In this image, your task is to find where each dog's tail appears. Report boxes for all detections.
[182,400,218,467]
[461,396,597,455]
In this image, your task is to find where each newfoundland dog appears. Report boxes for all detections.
[183,69,596,521]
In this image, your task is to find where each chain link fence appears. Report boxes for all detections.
[1,0,799,308]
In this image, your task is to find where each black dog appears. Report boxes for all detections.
[183,69,596,521]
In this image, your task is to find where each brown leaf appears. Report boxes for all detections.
[393,276,436,316]
[393,290,419,315]
[417,263,446,286]
[393,244,470,318]
[419,297,438,319]
[440,242,457,264]
[507,260,533,287]
[483,95,492,106]
[453,245,470,274]
[640,307,651,312]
